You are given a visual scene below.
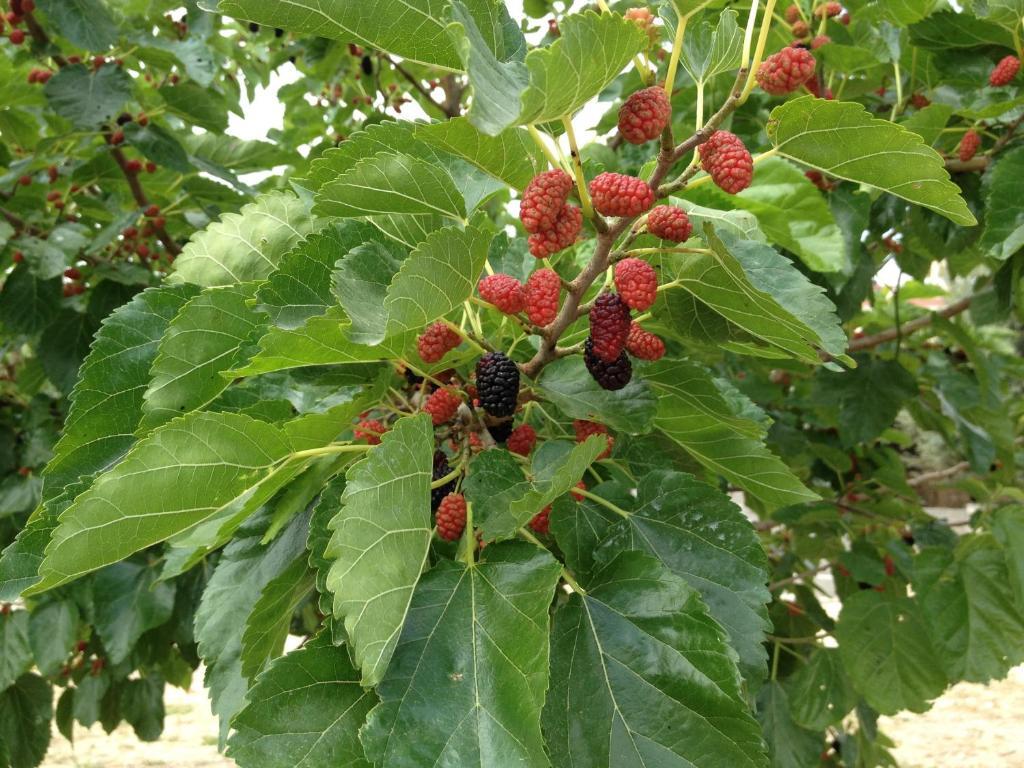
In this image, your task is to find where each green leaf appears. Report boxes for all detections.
[834,588,947,715]
[324,414,434,687]
[756,682,823,768]
[0,674,52,768]
[680,9,742,83]
[783,648,857,730]
[124,122,193,173]
[544,550,768,768]
[981,146,1024,260]
[415,118,546,191]
[72,672,108,728]
[139,285,268,431]
[43,285,199,501]
[315,152,465,220]
[44,64,133,130]
[196,509,312,745]
[333,241,408,345]
[239,557,315,679]
[453,9,647,135]
[159,82,229,132]
[766,97,976,226]
[28,412,293,594]
[534,356,657,434]
[27,600,78,677]
[900,103,955,146]
[257,221,385,329]
[38,309,97,394]
[228,634,376,768]
[171,191,320,287]
[691,158,848,274]
[0,610,32,692]
[379,219,491,342]
[0,263,61,336]
[913,543,1024,683]
[597,470,772,685]
[35,0,118,50]
[93,561,175,665]
[185,133,296,173]
[472,438,608,541]
[218,0,504,70]
[646,358,819,510]
[817,356,918,447]
[362,542,561,768]
[909,10,1015,49]
[120,676,165,742]
[992,506,1024,607]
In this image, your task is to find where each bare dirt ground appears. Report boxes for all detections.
[40,664,1024,768]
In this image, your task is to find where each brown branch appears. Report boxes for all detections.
[520,69,749,380]
[385,56,458,119]
[908,461,971,488]
[847,295,974,351]
[109,145,181,256]
[0,207,43,238]
[23,11,68,67]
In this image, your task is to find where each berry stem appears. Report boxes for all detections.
[574,487,631,518]
[740,0,779,104]
[431,454,466,489]
[527,124,568,173]
[560,116,599,226]
[664,12,688,98]
[461,502,476,566]
[741,0,760,66]
[288,443,374,461]
[890,60,904,122]
[443,319,490,354]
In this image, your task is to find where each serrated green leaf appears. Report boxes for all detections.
[0,610,32,691]
[534,356,657,434]
[767,97,976,226]
[159,82,228,132]
[913,543,1024,683]
[0,263,62,336]
[27,600,77,677]
[239,557,315,679]
[35,0,118,49]
[228,634,376,768]
[992,506,1024,607]
[597,470,772,685]
[783,648,857,730]
[0,674,52,768]
[196,509,312,745]
[325,414,434,687]
[981,146,1024,260]
[185,133,296,173]
[28,411,294,594]
[93,561,175,665]
[544,550,768,768]
[415,118,546,191]
[649,357,819,510]
[453,9,647,135]
[333,241,408,345]
[680,9,742,83]
[757,682,823,768]
[835,588,947,714]
[817,356,918,447]
[139,285,267,431]
[124,122,193,173]
[171,191,320,287]
[315,152,465,220]
[362,542,561,768]
[44,64,133,130]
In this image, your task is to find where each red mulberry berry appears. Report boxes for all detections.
[792,20,809,38]
[507,424,537,456]
[699,131,754,194]
[614,258,658,312]
[805,170,834,191]
[990,55,1020,87]
[647,205,692,243]
[476,352,520,418]
[574,420,613,459]
[756,47,816,95]
[811,35,831,49]
[589,173,655,218]
[9,28,25,44]
[816,1,842,17]
[524,268,560,326]
[784,4,800,23]
[584,338,632,391]
[417,321,460,364]
[626,322,666,361]
[436,493,467,541]
[355,419,386,445]
[424,388,461,426]
[478,273,525,314]
[589,292,631,362]
[618,86,671,145]
[520,169,573,234]
[529,506,551,535]
[909,93,930,109]
[959,130,981,162]
[528,204,582,258]
[804,77,833,100]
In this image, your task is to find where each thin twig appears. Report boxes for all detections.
[847,296,974,351]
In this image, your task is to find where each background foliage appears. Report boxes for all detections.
[1,0,1023,767]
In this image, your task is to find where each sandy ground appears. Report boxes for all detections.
[40,664,1024,768]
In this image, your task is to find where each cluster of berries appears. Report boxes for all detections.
[3,0,33,45]
[519,170,582,258]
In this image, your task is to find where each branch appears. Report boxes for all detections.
[847,295,974,351]
[385,55,458,119]
[109,145,181,256]
[908,461,971,488]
